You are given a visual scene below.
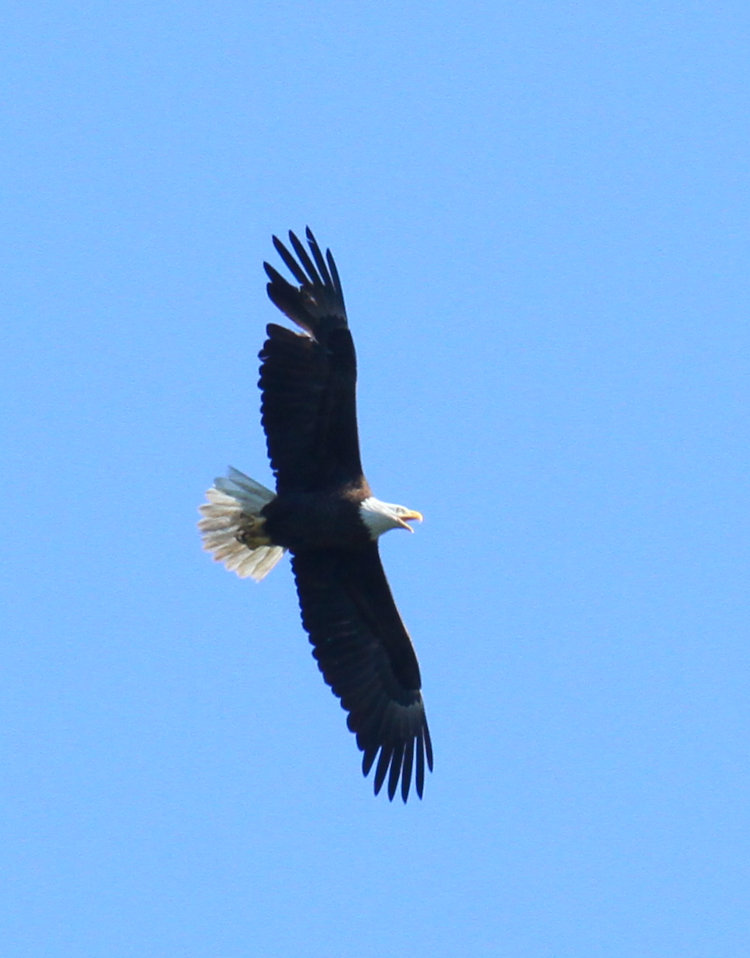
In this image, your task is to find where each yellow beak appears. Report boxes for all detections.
[397,509,423,531]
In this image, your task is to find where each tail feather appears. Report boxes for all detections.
[198,468,285,581]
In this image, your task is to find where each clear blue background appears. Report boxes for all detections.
[4,2,749,955]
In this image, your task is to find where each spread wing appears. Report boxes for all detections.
[260,229,365,494]
[291,544,433,802]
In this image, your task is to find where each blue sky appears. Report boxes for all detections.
[4,2,749,955]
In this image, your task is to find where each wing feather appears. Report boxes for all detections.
[288,230,323,288]
[260,229,363,493]
[400,737,414,803]
[291,545,432,801]
[272,234,309,286]
[305,227,335,289]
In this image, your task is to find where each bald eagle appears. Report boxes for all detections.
[199,229,432,802]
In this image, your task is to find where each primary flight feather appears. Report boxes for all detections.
[199,229,432,801]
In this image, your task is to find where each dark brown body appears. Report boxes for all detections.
[261,480,373,552]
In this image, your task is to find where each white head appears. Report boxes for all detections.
[359,496,423,540]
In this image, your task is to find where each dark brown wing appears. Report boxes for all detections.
[291,544,433,802]
[260,229,364,494]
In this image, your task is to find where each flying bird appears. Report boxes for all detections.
[199,229,433,801]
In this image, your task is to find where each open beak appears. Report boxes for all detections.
[397,509,423,532]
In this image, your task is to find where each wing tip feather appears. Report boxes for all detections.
[359,724,432,802]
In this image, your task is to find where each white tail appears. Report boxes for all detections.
[198,467,285,581]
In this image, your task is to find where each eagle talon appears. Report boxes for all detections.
[237,515,272,549]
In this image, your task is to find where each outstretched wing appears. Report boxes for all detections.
[260,229,365,494]
[291,544,433,802]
